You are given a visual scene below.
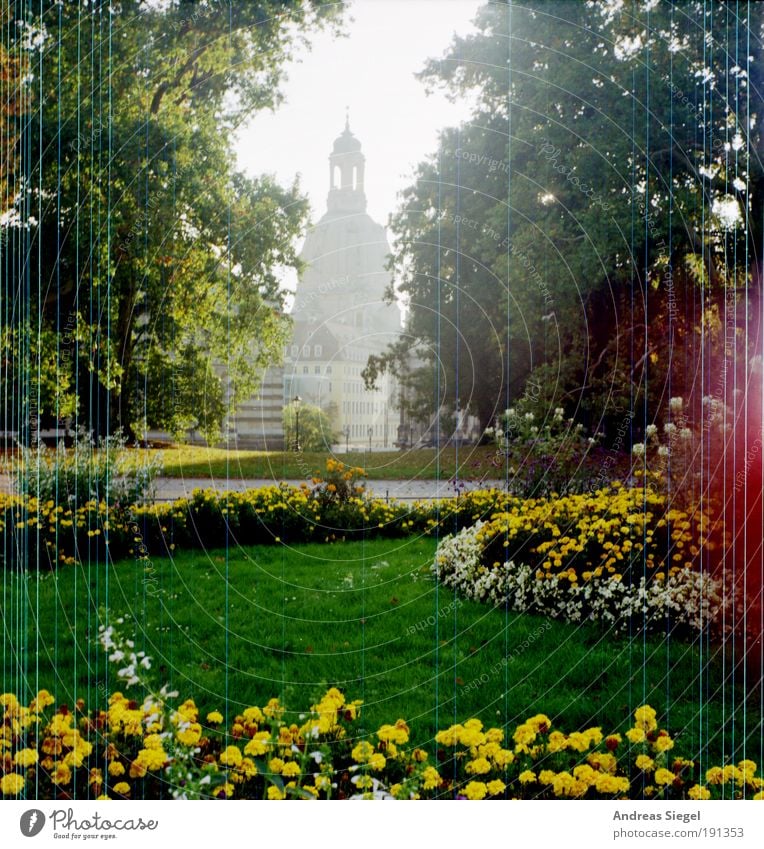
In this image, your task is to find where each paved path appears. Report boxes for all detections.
[153,476,506,501]
[1,472,505,501]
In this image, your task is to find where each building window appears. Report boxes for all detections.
[302,345,310,358]
[314,344,322,357]
[303,366,308,374]
[291,345,298,358]
[326,366,332,374]
[315,366,321,374]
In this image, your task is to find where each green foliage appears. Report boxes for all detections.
[485,388,606,497]
[283,402,339,452]
[373,0,762,444]
[14,429,163,508]
[1,0,346,440]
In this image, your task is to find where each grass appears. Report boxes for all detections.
[132,444,504,481]
[3,537,758,765]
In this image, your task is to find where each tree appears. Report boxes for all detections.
[368,1,763,444]
[1,0,345,442]
[283,401,338,452]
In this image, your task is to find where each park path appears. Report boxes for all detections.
[0,473,505,502]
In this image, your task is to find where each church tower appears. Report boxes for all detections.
[286,119,401,449]
[327,115,367,214]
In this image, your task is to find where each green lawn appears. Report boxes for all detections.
[139,444,503,481]
[3,537,757,765]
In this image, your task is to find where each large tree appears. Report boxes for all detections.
[2,0,344,441]
[368,0,763,443]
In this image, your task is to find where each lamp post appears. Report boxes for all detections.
[293,395,302,452]
[368,426,373,454]
[343,424,350,454]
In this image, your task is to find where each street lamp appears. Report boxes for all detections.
[368,426,373,453]
[293,395,302,452]
[343,424,350,454]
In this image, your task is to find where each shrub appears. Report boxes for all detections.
[13,429,162,509]
[484,398,607,497]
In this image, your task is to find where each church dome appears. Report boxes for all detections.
[332,119,362,154]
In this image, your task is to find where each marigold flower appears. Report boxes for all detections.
[52,762,72,786]
[13,748,38,767]
[0,773,24,795]
[463,781,487,800]
[635,754,654,772]
[654,768,675,786]
[113,782,131,796]
[219,746,243,768]
[688,784,711,800]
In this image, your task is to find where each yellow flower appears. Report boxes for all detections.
[493,749,515,768]
[113,782,131,796]
[176,723,202,746]
[635,754,655,772]
[654,768,675,786]
[486,779,506,796]
[1,773,25,795]
[368,753,386,772]
[135,748,167,771]
[267,785,286,800]
[422,766,441,790]
[653,734,674,753]
[594,774,630,795]
[52,762,72,786]
[268,757,285,774]
[626,727,646,744]
[465,757,492,775]
[688,784,711,800]
[352,741,375,763]
[463,781,487,800]
[512,723,536,746]
[13,748,39,767]
[634,705,658,732]
[108,761,125,777]
[518,770,536,784]
[219,746,243,768]
[30,689,55,712]
[206,710,224,725]
[244,734,270,757]
[281,761,301,778]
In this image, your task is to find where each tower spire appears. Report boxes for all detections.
[327,115,366,213]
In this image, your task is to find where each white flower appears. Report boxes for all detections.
[140,656,152,670]
[658,446,669,457]
[680,428,692,441]
[524,412,534,421]
[645,423,658,438]
[669,396,683,412]
[632,442,646,456]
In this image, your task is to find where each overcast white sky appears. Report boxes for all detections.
[235,0,483,231]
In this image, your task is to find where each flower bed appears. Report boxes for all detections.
[433,484,738,636]
[1,685,760,800]
[0,466,524,569]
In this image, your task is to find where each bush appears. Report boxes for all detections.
[13,429,162,509]
[283,403,338,451]
[484,398,608,497]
